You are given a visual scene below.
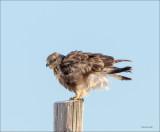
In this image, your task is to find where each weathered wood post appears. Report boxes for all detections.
[54,100,83,132]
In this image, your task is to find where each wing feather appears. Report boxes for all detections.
[61,51,112,75]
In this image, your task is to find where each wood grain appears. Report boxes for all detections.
[54,100,83,132]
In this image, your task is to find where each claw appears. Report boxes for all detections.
[70,97,84,101]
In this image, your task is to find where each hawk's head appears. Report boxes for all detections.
[46,52,63,69]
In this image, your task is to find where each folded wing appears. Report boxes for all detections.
[60,51,115,75]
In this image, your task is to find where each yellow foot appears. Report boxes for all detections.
[70,97,84,101]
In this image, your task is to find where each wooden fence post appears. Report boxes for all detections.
[54,100,83,132]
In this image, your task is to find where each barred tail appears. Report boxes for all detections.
[110,66,132,74]
[115,59,132,63]
[108,74,132,81]
[104,66,132,74]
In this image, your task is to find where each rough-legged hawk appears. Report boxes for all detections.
[46,51,132,100]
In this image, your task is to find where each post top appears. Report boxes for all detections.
[54,100,83,104]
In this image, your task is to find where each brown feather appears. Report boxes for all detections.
[46,51,132,98]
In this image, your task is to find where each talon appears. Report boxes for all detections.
[70,97,84,101]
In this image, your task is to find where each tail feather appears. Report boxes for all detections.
[110,66,132,74]
[108,74,132,81]
[115,59,132,63]
[104,66,132,74]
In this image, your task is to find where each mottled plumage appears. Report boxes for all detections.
[46,51,132,100]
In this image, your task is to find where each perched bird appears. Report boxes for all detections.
[46,51,132,100]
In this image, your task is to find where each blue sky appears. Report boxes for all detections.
[1,1,159,131]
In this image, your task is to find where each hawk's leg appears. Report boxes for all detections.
[70,91,84,101]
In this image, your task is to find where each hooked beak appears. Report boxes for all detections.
[46,63,50,67]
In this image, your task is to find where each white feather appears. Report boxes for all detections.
[87,73,110,90]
